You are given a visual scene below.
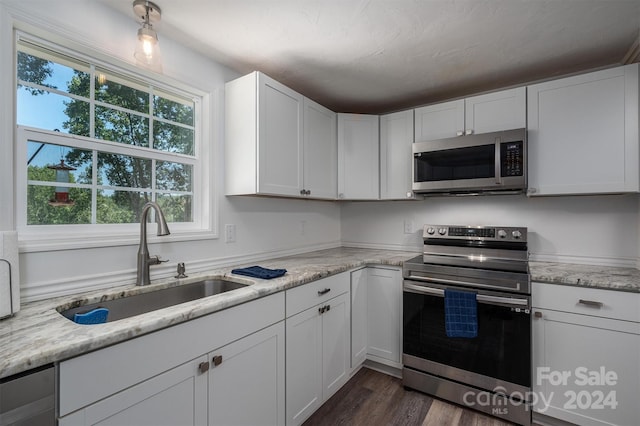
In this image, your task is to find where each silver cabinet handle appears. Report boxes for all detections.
[578,299,603,308]
[198,361,210,374]
[318,304,331,314]
[465,129,473,135]
[456,130,464,136]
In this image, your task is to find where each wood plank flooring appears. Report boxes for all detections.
[303,367,516,426]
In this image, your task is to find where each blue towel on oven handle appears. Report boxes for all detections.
[444,288,478,338]
[231,266,287,279]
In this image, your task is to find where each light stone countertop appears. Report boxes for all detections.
[529,261,640,293]
[1,247,638,379]
[0,247,416,379]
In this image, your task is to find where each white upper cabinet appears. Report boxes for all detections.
[414,87,526,141]
[337,113,380,200]
[380,109,416,200]
[225,72,337,199]
[527,64,639,196]
[303,98,337,199]
[414,99,464,141]
[225,72,303,197]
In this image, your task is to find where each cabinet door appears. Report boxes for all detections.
[464,87,525,135]
[286,305,323,426]
[350,268,368,369]
[321,292,351,400]
[527,64,639,195]
[337,113,380,200]
[532,309,640,426]
[367,267,402,365]
[380,109,416,200]
[414,99,464,141]
[258,73,304,196]
[59,356,208,426]
[303,97,337,199]
[209,322,285,426]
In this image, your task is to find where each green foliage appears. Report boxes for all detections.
[20,54,195,225]
[17,52,56,95]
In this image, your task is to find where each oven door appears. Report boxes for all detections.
[403,280,531,394]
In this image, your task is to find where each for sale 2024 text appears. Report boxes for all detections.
[537,366,619,411]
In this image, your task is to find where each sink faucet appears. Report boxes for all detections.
[137,201,171,286]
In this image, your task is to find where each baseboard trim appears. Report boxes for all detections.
[21,241,341,302]
[363,359,402,379]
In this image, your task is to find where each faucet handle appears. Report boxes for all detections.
[175,262,188,279]
[149,255,170,265]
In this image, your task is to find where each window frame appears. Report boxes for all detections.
[14,31,216,253]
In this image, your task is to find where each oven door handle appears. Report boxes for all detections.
[403,283,530,308]
[406,274,522,292]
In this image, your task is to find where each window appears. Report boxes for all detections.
[15,34,212,250]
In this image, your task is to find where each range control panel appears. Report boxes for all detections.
[423,225,527,242]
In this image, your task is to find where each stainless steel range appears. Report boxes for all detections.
[403,225,532,426]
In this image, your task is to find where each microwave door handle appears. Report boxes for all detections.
[494,138,502,185]
[403,282,529,308]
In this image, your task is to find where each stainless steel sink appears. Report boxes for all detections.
[60,279,248,323]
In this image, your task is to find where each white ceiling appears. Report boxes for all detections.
[102,0,639,114]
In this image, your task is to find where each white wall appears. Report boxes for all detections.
[0,1,341,301]
[341,194,639,267]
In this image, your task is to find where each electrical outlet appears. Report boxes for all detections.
[224,224,236,243]
[404,220,414,234]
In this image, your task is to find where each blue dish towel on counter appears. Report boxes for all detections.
[231,266,287,279]
[444,289,478,338]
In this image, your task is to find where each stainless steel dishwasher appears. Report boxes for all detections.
[0,365,55,426]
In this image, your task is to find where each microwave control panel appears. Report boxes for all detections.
[500,141,524,177]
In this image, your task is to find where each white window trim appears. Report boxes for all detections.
[12,28,217,253]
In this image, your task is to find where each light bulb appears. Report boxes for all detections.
[134,25,162,71]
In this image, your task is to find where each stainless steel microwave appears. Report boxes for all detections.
[412,128,527,195]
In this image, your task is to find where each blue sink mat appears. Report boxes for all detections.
[231,266,287,279]
[444,289,478,338]
[74,307,109,325]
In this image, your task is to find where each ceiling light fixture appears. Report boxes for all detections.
[133,0,162,72]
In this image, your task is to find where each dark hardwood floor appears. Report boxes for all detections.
[303,367,516,426]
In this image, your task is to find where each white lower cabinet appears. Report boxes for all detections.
[209,322,285,426]
[366,267,402,366]
[59,356,208,426]
[350,267,402,369]
[58,292,285,426]
[350,268,368,368]
[532,283,640,426]
[285,272,351,425]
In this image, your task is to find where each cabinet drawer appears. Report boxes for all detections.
[533,282,640,322]
[286,271,349,317]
